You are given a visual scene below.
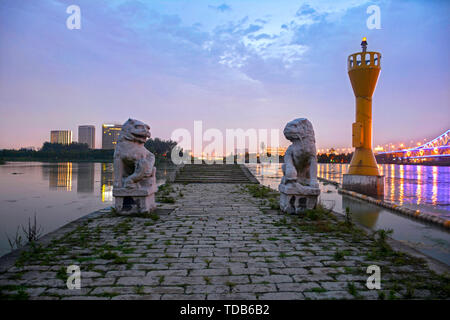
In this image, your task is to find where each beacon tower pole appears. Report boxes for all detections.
[342,38,385,198]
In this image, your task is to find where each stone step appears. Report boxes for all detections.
[174,164,259,184]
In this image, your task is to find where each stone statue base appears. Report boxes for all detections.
[279,183,320,214]
[113,186,157,214]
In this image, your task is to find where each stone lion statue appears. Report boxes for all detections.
[113,118,157,214]
[279,118,320,214]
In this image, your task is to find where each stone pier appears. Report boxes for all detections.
[0,164,448,300]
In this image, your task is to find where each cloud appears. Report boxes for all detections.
[208,3,231,12]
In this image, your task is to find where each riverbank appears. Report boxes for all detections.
[0,181,449,300]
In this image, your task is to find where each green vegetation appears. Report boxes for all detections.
[56,266,67,282]
[204,276,212,285]
[0,137,178,163]
[0,285,29,300]
[144,137,178,163]
[225,281,237,290]
[245,184,280,209]
[99,251,119,260]
[333,250,345,261]
[0,142,113,162]
[317,152,352,164]
[245,184,273,198]
[156,183,176,203]
[134,285,144,294]
[159,196,175,204]
[347,282,358,297]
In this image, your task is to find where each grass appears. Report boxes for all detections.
[113,256,128,264]
[99,251,119,260]
[0,285,29,300]
[245,184,273,198]
[121,247,135,254]
[158,196,175,204]
[156,183,176,203]
[347,282,358,297]
[225,281,237,290]
[134,285,144,294]
[204,259,212,269]
[56,266,67,282]
[333,250,345,261]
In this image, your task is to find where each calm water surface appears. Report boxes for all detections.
[246,163,450,265]
[317,163,450,218]
[0,162,173,257]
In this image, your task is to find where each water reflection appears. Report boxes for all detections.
[317,163,450,218]
[77,163,95,193]
[432,166,438,206]
[48,163,73,191]
[342,196,381,229]
[101,163,114,202]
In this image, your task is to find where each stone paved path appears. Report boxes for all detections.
[0,183,448,300]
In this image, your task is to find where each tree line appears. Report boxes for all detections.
[0,138,179,163]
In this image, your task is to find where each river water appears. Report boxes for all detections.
[316,163,450,218]
[0,162,449,265]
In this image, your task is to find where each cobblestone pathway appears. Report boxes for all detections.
[0,183,448,300]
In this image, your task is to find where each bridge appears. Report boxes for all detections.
[376,130,450,165]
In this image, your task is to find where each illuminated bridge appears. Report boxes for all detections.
[376,130,450,165]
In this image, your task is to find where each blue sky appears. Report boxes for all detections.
[0,0,448,149]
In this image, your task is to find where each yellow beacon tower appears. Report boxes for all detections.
[342,38,384,198]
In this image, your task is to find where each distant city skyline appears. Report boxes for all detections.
[0,1,448,150]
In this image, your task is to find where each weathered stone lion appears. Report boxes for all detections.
[113,118,157,214]
[279,118,320,214]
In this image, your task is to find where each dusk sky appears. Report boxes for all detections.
[0,0,448,150]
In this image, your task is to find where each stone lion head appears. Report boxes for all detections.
[119,118,151,144]
[283,118,315,143]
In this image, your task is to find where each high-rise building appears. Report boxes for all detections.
[78,125,96,149]
[102,124,122,149]
[50,130,72,145]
